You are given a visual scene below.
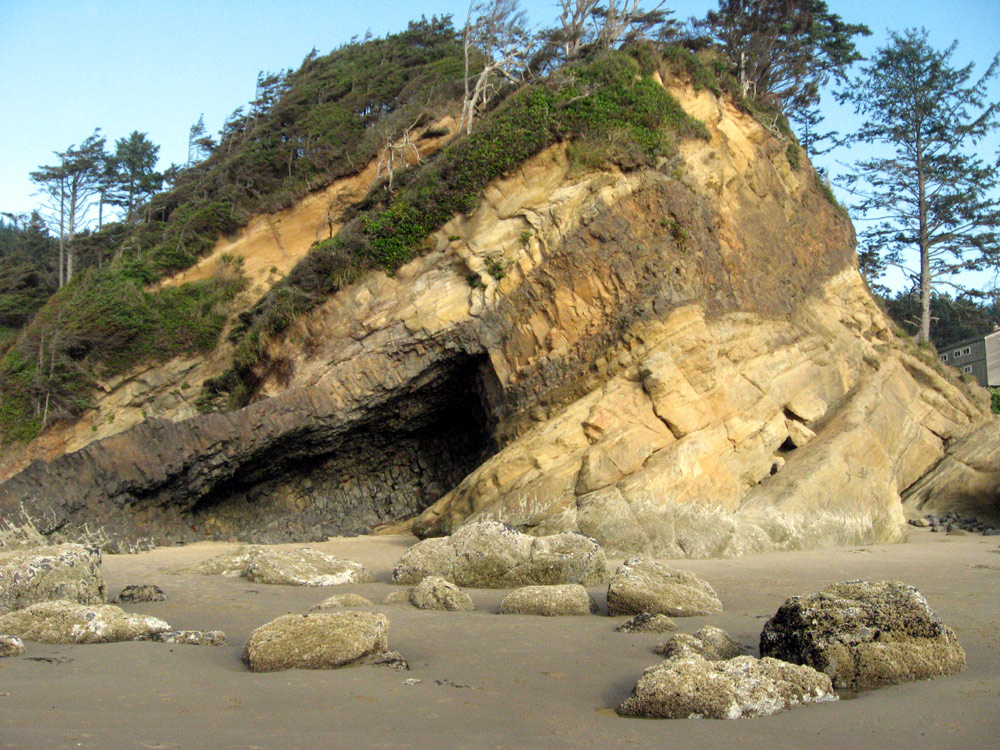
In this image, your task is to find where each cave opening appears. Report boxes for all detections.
[187,353,500,542]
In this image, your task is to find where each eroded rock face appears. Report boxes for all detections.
[607,558,721,617]
[654,626,745,661]
[759,580,966,690]
[193,546,374,586]
[903,419,1000,526]
[242,612,390,672]
[0,600,169,644]
[392,522,607,588]
[0,545,105,615]
[616,655,837,719]
[409,576,475,611]
[498,584,598,616]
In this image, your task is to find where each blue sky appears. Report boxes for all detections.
[1,0,998,290]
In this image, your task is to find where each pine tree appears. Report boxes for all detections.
[109,131,162,223]
[29,131,107,287]
[698,0,869,111]
[837,29,1000,344]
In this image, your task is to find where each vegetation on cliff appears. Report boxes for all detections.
[207,46,707,408]
[0,4,876,440]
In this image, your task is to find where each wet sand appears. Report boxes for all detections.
[2,527,998,749]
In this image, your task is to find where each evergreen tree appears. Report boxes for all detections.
[837,29,1000,344]
[29,131,107,287]
[697,0,869,111]
[109,131,162,222]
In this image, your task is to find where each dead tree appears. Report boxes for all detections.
[460,0,535,134]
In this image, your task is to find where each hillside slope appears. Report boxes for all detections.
[0,60,993,554]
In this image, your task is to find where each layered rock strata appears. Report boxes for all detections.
[0,76,992,553]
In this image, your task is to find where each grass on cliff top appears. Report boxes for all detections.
[201,47,708,409]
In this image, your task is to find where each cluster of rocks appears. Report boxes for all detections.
[909,513,999,536]
[616,578,967,719]
[0,526,971,725]
[0,543,221,653]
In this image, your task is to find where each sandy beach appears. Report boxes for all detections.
[2,527,998,749]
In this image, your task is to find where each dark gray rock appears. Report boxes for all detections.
[114,584,166,604]
[615,612,677,633]
[759,579,966,690]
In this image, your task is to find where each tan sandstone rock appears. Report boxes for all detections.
[392,522,607,588]
[242,611,390,672]
[193,545,374,586]
[616,654,838,719]
[498,584,598,616]
[607,558,722,617]
[654,626,746,661]
[0,545,105,615]
[0,600,169,644]
[409,576,475,611]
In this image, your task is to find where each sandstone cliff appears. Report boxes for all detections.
[0,74,993,554]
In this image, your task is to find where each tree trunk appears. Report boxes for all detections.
[917,143,931,344]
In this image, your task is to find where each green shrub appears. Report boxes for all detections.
[0,261,244,443]
[786,142,801,170]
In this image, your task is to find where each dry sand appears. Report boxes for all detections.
[2,527,998,749]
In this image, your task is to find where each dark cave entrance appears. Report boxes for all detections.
[188,353,500,543]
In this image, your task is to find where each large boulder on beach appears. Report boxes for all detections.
[499,584,598,616]
[410,576,475,611]
[0,600,169,644]
[654,626,745,661]
[193,545,374,586]
[0,545,105,614]
[242,611,390,672]
[616,654,837,719]
[759,580,966,690]
[392,522,607,588]
[607,558,721,617]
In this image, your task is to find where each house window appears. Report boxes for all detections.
[963,365,973,373]
[941,354,949,361]
[963,347,971,355]
[954,350,962,358]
